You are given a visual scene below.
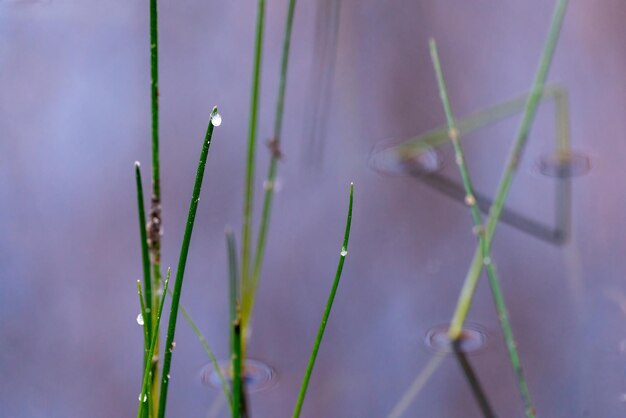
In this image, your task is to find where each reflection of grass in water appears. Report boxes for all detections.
[386,0,569,417]
[303,0,342,166]
[372,82,574,246]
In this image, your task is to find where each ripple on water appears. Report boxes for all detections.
[425,324,488,354]
[201,359,276,393]
[535,151,591,178]
[369,142,442,177]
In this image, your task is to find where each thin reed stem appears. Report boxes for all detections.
[430,39,535,418]
[292,183,354,418]
[149,0,160,203]
[244,0,299,331]
[148,0,163,293]
[157,108,220,418]
[241,0,267,297]
[148,1,162,412]
[138,269,171,418]
[448,0,569,339]
[229,229,247,417]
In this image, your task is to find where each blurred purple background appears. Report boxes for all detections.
[2,0,626,417]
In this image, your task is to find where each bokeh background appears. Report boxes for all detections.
[2,0,626,417]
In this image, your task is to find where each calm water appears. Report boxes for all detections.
[1,1,625,417]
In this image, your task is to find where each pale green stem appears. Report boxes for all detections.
[430,38,536,418]
[448,0,569,338]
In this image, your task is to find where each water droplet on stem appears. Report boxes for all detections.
[210,110,222,127]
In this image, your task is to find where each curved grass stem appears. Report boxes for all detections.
[156,108,220,418]
[292,183,353,418]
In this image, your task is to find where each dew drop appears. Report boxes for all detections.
[464,194,476,206]
[425,324,487,354]
[201,359,276,393]
[138,393,147,402]
[136,313,144,326]
[535,151,590,178]
[210,110,222,127]
[340,247,348,257]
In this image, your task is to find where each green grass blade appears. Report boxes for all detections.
[147,1,163,412]
[485,266,535,417]
[138,268,171,418]
[241,0,267,296]
[227,228,245,417]
[135,162,153,340]
[157,108,220,418]
[430,39,536,418]
[292,183,354,418]
[448,0,569,339]
[244,0,298,333]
